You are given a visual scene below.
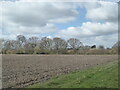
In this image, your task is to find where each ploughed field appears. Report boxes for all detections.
[2,55,118,88]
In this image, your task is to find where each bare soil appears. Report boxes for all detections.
[2,55,118,88]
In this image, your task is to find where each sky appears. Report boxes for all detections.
[0,0,119,48]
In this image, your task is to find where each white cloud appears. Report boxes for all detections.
[57,22,118,38]
[49,17,76,23]
[79,1,118,22]
[3,23,57,35]
[2,34,16,40]
[87,2,118,22]
[15,0,98,2]
[2,2,78,26]
[1,2,78,35]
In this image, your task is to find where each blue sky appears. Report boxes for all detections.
[55,7,88,29]
[0,0,118,48]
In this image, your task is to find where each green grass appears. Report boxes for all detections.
[28,61,118,88]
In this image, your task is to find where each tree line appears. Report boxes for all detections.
[0,35,118,54]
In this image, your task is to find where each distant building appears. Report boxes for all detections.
[91,45,96,48]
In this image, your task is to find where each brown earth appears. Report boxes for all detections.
[2,55,118,88]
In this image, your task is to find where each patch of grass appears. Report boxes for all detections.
[28,61,118,88]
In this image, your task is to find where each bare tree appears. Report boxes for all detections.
[24,43,34,54]
[9,40,19,50]
[53,37,67,50]
[67,38,82,49]
[27,36,39,49]
[1,35,116,55]
[16,35,26,47]
[28,36,39,44]
[4,40,12,50]
[40,37,53,50]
